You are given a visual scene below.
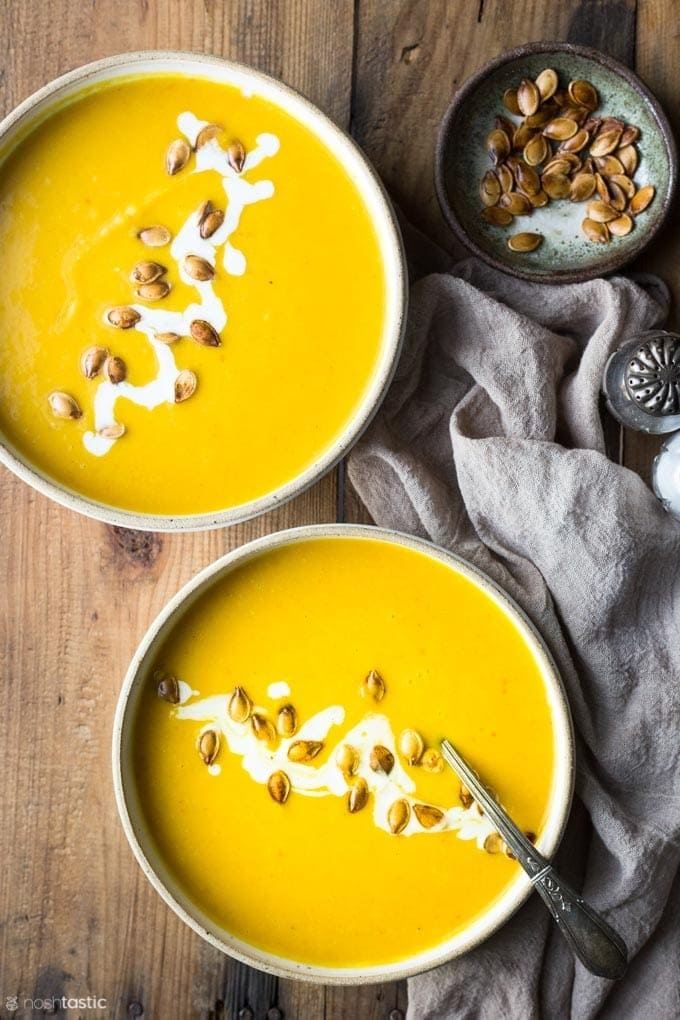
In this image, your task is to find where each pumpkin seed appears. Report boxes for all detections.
[511,159,540,196]
[195,123,223,149]
[494,115,515,143]
[251,713,276,744]
[335,743,359,776]
[569,172,596,202]
[619,124,640,147]
[130,261,166,285]
[388,798,411,835]
[610,173,636,199]
[563,105,588,125]
[543,117,578,141]
[421,748,444,774]
[413,803,445,830]
[137,225,172,247]
[523,133,549,166]
[529,190,549,208]
[174,369,198,403]
[48,391,82,420]
[199,208,225,239]
[524,107,554,129]
[267,770,291,804]
[607,180,627,212]
[594,155,625,176]
[480,206,513,226]
[586,199,620,223]
[107,306,141,329]
[543,156,575,176]
[503,87,521,115]
[630,184,655,214]
[157,675,180,703]
[287,739,324,763]
[496,164,514,193]
[277,703,298,738]
[228,685,252,723]
[154,331,180,345]
[517,78,540,116]
[535,68,558,101]
[197,727,219,765]
[582,218,611,243]
[558,127,589,152]
[590,125,624,157]
[347,777,369,813]
[369,745,395,775]
[499,191,533,216]
[542,172,571,200]
[105,356,127,384]
[183,255,216,282]
[398,728,424,766]
[487,128,510,165]
[595,172,611,203]
[480,170,501,207]
[80,345,109,379]
[227,140,246,173]
[507,232,543,252]
[363,668,386,702]
[459,783,473,809]
[189,319,221,347]
[136,280,171,301]
[617,144,639,175]
[484,831,504,855]
[609,213,634,236]
[97,422,126,440]
[568,79,598,111]
[512,122,536,152]
[165,138,191,176]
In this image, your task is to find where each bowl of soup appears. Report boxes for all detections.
[113,525,574,981]
[0,53,405,529]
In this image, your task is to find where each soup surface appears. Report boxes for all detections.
[131,536,557,968]
[0,73,386,515]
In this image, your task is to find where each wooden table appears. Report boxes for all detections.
[1,2,676,1017]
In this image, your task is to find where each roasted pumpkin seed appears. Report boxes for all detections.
[154,331,180,345]
[80,345,109,379]
[502,87,521,116]
[543,117,578,141]
[587,199,620,223]
[413,804,445,830]
[137,225,172,247]
[363,668,386,702]
[227,140,246,173]
[398,728,424,766]
[459,783,473,809]
[105,356,127,384]
[500,191,533,216]
[157,675,180,703]
[559,127,589,152]
[183,254,216,282]
[483,831,504,855]
[421,748,444,774]
[610,173,636,199]
[130,260,166,285]
[199,207,225,239]
[195,123,223,149]
[582,218,611,243]
[189,319,221,347]
[277,703,298,738]
[335,743,359,776]
[165,138,191,176]
[97,422,125,440]
[388,798,411,835]
[287,739,324,763]
[517,77,540,116]
[228,685,252,723]
[251,713,276,744]
[542,172,571,200]
[617,144,639,175]
[197,727,220,765]
[609,213,634,236]
[369,745,395,775]
[107,306,141,329]
[487,128,510,164]
[174,369,198,403]
[267,770,291,804]
[495,164,514,193]
[523,133,549,166]
[507,232,543,252]
[347,777,369,813]
[569,172,596,202]
[480,170,501,207]
[48,391,82,420]
[568,79,598,111]
[136,280,171,301]
[480,206,513,226]
[630,184,655,214]
[535,68,558,101]
[619,124,640,147]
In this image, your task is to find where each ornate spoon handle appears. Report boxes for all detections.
[441,739,627,980]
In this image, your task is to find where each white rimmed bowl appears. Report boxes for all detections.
[0,52,406,531]
[113,523,574,983]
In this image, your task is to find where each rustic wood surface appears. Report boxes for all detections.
[0,1,676,1018]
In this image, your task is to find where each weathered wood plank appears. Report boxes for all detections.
[0,2,353,1018]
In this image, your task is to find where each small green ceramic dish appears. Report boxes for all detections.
[435,42,677,283]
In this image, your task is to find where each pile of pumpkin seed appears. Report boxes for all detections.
[479,69,655,251]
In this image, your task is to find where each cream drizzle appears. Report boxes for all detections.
[83,113,280,456]
[174,689,495,846]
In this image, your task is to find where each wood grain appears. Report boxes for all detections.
[1,0,674,1017]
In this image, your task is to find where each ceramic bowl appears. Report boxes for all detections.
[0,52,406,531]
[113,523,574,983]
[435,42,677,283]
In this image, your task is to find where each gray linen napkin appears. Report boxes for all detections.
[348,236,680,1019]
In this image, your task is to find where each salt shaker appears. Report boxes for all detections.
[603,330,680,520]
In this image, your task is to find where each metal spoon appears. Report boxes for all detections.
[441,739,628,980]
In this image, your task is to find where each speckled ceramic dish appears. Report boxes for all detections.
[435,42,677,283]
